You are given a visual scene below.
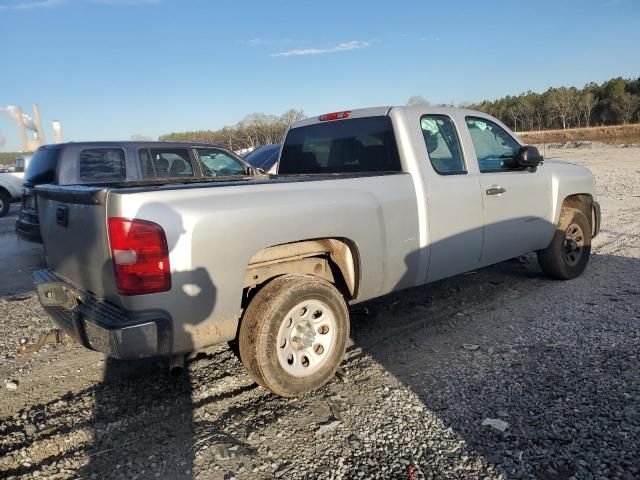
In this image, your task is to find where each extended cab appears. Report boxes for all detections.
[33,106,600,396]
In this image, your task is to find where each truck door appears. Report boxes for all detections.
[415,113,484,282]
[464,116,551,266]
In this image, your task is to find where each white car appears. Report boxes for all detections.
[0,154,30,217]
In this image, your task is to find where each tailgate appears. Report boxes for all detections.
[36,185,118,301]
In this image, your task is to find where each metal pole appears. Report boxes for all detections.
[32,103,45,146]
[15,106,29,152]
[52,120,63,143]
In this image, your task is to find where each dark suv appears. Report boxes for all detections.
[16,141,253,242]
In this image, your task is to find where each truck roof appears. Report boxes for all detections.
[290,105,491,129]
[35,140,229,151]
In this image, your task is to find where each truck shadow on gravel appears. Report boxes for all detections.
[76,203,222,480]
[349,251,640,479]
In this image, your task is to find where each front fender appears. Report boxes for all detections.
[0,173,24,199]
[546,161,597,226]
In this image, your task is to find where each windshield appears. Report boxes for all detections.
[196,148,247,176]
[24,146,61,186]
[244,144,281,170]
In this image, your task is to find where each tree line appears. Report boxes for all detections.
[159,77,639,151]
[160,109,305,151]
[468,77,640,132]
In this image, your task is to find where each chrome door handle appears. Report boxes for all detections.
[486,187,506,195]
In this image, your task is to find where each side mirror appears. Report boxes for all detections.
[517,145,543,169]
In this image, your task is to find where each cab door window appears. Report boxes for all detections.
[420,115,466,175]
[140,148,194,178]
[465,117,520,172]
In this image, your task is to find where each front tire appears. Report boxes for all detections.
[239,274,349,397]
[537,207,591,280]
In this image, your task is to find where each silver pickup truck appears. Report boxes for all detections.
[33,106,600,396]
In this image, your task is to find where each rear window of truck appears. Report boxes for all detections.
[79,148,126,182]
[279,116,401,174]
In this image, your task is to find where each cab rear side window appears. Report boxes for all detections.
[279,116,401,174]
[420,115,466,175]
[79,148,126,182]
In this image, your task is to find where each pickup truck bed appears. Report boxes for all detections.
[35,171,419,355]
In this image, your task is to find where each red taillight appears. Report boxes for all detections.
[319,111,351,121]
[108,217,171,296]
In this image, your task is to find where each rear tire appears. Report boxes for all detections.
[239,274,349,397]
[537,207,591,280]
[0,190,10,217]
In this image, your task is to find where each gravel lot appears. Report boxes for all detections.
[1,144,639,480]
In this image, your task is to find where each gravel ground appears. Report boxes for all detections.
[1,144,639,480]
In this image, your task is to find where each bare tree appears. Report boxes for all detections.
[547,87,578,129]
[577,92,598,128]
[507,105,522,132]
[615,92,640,125]
[130,134,153,141]
[406,96,430,106]
[280,109,306,126]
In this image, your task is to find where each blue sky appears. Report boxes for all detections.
[1,0,639,151]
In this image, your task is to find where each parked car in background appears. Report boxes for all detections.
[0,154,32,217]
[33,106,600,397]
[243,144,281,173]
[14,153,33,173]
[16,141,255,242]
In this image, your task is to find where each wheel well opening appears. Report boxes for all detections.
[561,194,593,229]
[241,239,359,308]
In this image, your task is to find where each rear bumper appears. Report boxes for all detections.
[592,200,601,238]
[34,269,172,359]
[16,210,42,243]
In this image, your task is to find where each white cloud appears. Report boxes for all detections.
[91,0,160,5]
[0,0,159,10]
[248,38,266,47]
[0,105,37,131]
[0,0,61,11]
[270,40,371,57]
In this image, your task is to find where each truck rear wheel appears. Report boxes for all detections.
[239,274,349,397]
[0,190,10,217]
[537,207,591,280]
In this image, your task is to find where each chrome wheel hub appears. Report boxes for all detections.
[276,299,337,377]
[563,223,585,267]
